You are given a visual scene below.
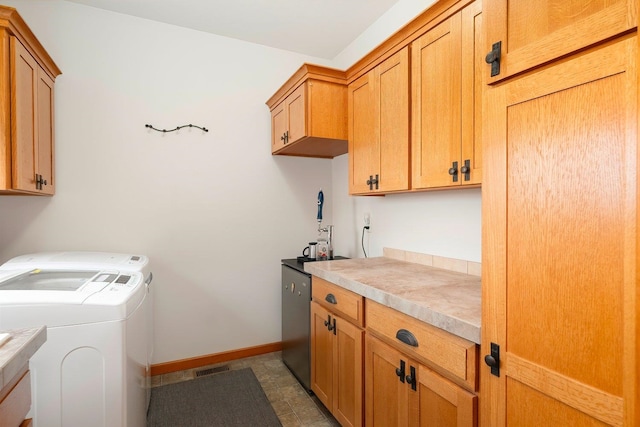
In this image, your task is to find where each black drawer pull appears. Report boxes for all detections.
[325,293,337,304]
[396,329,418,347]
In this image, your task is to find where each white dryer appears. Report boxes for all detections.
[0,252,154,427]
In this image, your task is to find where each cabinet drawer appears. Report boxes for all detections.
[0,370,31,427]
[312,276,364,326]
[366,300,477,391]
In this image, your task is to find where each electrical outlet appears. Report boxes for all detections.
[364,213,371,229]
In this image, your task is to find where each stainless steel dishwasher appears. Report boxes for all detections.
[281,260,312,391]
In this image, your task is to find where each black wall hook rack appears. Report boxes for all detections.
[145,124,208,133]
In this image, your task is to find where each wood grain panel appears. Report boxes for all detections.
[485,0,637,82]
[507,354,623,426]
[311,301,333,409]
[418,365,477,427]
[36,67,54,194]
[460,1,483,185]
[270,101,287,153]
[285,83,306,143]
[507,377,612,427]
[11,36,37,192]
[348,71,379,194]
[333,316,364,427]
[366,300,477,391]
[480,34,637,427]
[365,334,418,427]
[506,69,625,395]
[312,276,364,326]
[411,12,462,189]
[307,80,347,140]
[378,47,410,192]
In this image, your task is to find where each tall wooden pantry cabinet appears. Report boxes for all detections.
[481,1,639,426]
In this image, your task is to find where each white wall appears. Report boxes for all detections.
[330,0,482,263]
[0,0,336,364]
[0,0,481,365]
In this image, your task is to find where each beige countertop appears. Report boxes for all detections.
[0,326,47,389]
[305,256,481,344]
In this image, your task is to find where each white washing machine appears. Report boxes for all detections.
[0,252,154,427]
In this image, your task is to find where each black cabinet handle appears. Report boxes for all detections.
[35,173,48,190]
[325,293,337,304]
[280,131,289,144]
[485,41,502,77]
[485,342,501,377]
[461,159,471,181]
[324,314,331,328]
[448,161,459,182]
[405,366,417,391]
[332,317,336,335]
[366,174,379,190]
[395,360,406,383]
[396,329,419,347]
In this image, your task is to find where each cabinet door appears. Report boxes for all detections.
[348,71,379,194]
[311,301,333,409]
[460,1,482,186]
[484,0,637,82]
[11,37,55,195]
[378,47,409,193]
[286,84,306,144]
[365,334,418,427]
[418,365,476,427]
[11,37,38,192]
[411,12,462,189]
[333,316,364,427]
[271,101,287,153]
[481,35,637,427]
[36,68,54,195]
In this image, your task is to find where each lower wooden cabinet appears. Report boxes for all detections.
[311,301,364,427]
[365,334,477,427]
[417,364,477,427]
[310,277,478,426]
[365,333,418,426]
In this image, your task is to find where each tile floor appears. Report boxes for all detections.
[151,351,340,427]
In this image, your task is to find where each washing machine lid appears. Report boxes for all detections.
[0,269,117,304]
[0,270,146,327]
[0,251,149,275]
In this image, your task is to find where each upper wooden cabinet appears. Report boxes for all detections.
[411,1,482,190]
[266,64,347,158]
[346,0,482,194]
[348,47,409,195]
[484,0,637,82]
[0,6,61,195]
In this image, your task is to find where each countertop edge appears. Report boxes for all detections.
[305,260,481,344]
[0,326,47,389]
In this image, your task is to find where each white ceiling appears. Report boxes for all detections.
[65,0,402,59]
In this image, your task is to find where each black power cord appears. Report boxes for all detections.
[362,226,370,258]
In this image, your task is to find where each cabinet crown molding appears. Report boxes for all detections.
[0,5,61,79]
[266,63,346,110]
